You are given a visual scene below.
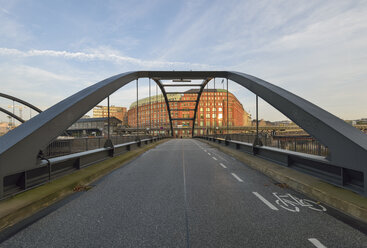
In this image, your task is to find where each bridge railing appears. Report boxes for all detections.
[44,135,155,158]
[197,136,363,195]
[212,133,328,157]
[2,136,168,199]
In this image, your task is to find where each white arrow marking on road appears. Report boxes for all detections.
[252,192,279,210]
[219,163,227,168]
[308,238,327,248]
[231,173,243,182]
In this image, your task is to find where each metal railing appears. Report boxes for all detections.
[197,136,365,196]
[212,133,328,156]
[2,136,168,199]
[44,135,157,158]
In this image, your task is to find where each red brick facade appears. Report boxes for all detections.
[128,89,250,136]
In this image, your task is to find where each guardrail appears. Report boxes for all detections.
[44,135,153,158]
[212,133,329,157]
[2,136,167,199]
[196,136,365,195]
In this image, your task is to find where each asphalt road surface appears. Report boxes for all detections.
[1,139,367,247]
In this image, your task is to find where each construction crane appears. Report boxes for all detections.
[7,104,22,126]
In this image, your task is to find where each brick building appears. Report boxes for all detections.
[93,105,127,125]
[0,122,10,136]
[127,89,250,137]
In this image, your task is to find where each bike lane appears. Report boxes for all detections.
[191,139,367,248]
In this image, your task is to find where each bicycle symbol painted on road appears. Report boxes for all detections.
[273,193,327,212]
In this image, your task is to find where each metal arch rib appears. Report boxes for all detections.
[0,93,42,113]
[0,70,366,188]
[152,79,174,136]
[0,107,25,123]
[227,71,367,170]
[191,78,212,136]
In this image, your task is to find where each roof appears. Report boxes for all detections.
[185,89,229,93]
[76,117,122,123]
[129,94,181,108]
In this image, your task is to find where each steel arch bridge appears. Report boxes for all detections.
[0,71,366,198]
[0,93,42,124]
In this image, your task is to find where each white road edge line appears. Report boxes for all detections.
[308,238,327,248]
[231,173,243,182]
[212,157,217,160]
[252,192,279,211]
[219,163,227,168]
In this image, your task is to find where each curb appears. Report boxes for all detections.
[0,139,169,232]
[198,139,367,223]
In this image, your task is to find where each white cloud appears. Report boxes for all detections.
[0,47,210,69]
[0,0,366,122]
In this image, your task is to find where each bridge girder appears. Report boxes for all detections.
[0,71,366,198]
[152,79,174,136]
[191,78,212,136]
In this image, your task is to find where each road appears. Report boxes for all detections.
[1,139,367,247]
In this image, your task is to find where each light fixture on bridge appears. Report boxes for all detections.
[172,79,192,82]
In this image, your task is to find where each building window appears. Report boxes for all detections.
[212,108,216,112]
[206,114,210,118]
[212,114,216,118]
[218,107,222,111]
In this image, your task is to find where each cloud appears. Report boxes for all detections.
[0,0,366,122]
[0,8,10,15]
[0,47,210,69]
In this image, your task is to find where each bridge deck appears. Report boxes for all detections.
[1,139,366,247]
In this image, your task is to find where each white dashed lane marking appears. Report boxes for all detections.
[231,173,243,182]
[308,238,327,248]
[219,163,227,168]
[252,192,279,211]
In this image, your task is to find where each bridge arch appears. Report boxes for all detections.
[0,71,366,197]
[0,107,25,123]
[0,92,43,124]
[0,93,42,113]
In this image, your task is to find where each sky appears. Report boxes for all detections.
[0,0,366,123]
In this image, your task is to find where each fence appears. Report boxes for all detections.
[2,136,167,199]
[197,136,365,195]
[213,133,328,157]
[44,135,154,158]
